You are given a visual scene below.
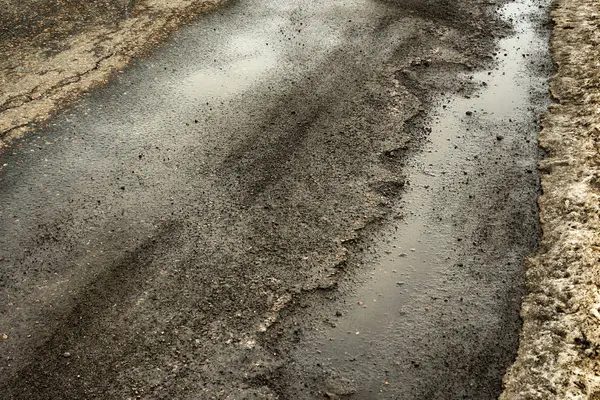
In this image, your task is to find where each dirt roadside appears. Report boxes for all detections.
[501,0,600,398]
[0,0,224,146]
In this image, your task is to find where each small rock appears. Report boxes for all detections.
[63,352,71,358]
[396,282,406,286]
[465,111,473,116]
[335,311,343,317]
[324,376,357,396]
[496,134,504,141]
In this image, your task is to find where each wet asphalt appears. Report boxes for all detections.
[0,0,551,398]
[286,1,551,398]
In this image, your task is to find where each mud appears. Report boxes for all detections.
[501,0,600,398]
[0,0,552,398]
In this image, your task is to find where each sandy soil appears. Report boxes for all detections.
[0,0,223,146]
[501,0,600,398]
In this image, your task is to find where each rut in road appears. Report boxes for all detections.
[284,0,551,397]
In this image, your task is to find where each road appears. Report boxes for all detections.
[0,0,551,398]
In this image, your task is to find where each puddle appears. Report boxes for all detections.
[294,0,550,398]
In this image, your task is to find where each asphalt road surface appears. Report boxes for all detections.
[0,0,551,398]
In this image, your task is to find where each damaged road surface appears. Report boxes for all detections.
[0,0,551,398]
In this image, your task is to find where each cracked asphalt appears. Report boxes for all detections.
[0,0,551,398]
[0,0,223,143]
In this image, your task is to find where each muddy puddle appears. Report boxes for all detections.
[291,0,551,398]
